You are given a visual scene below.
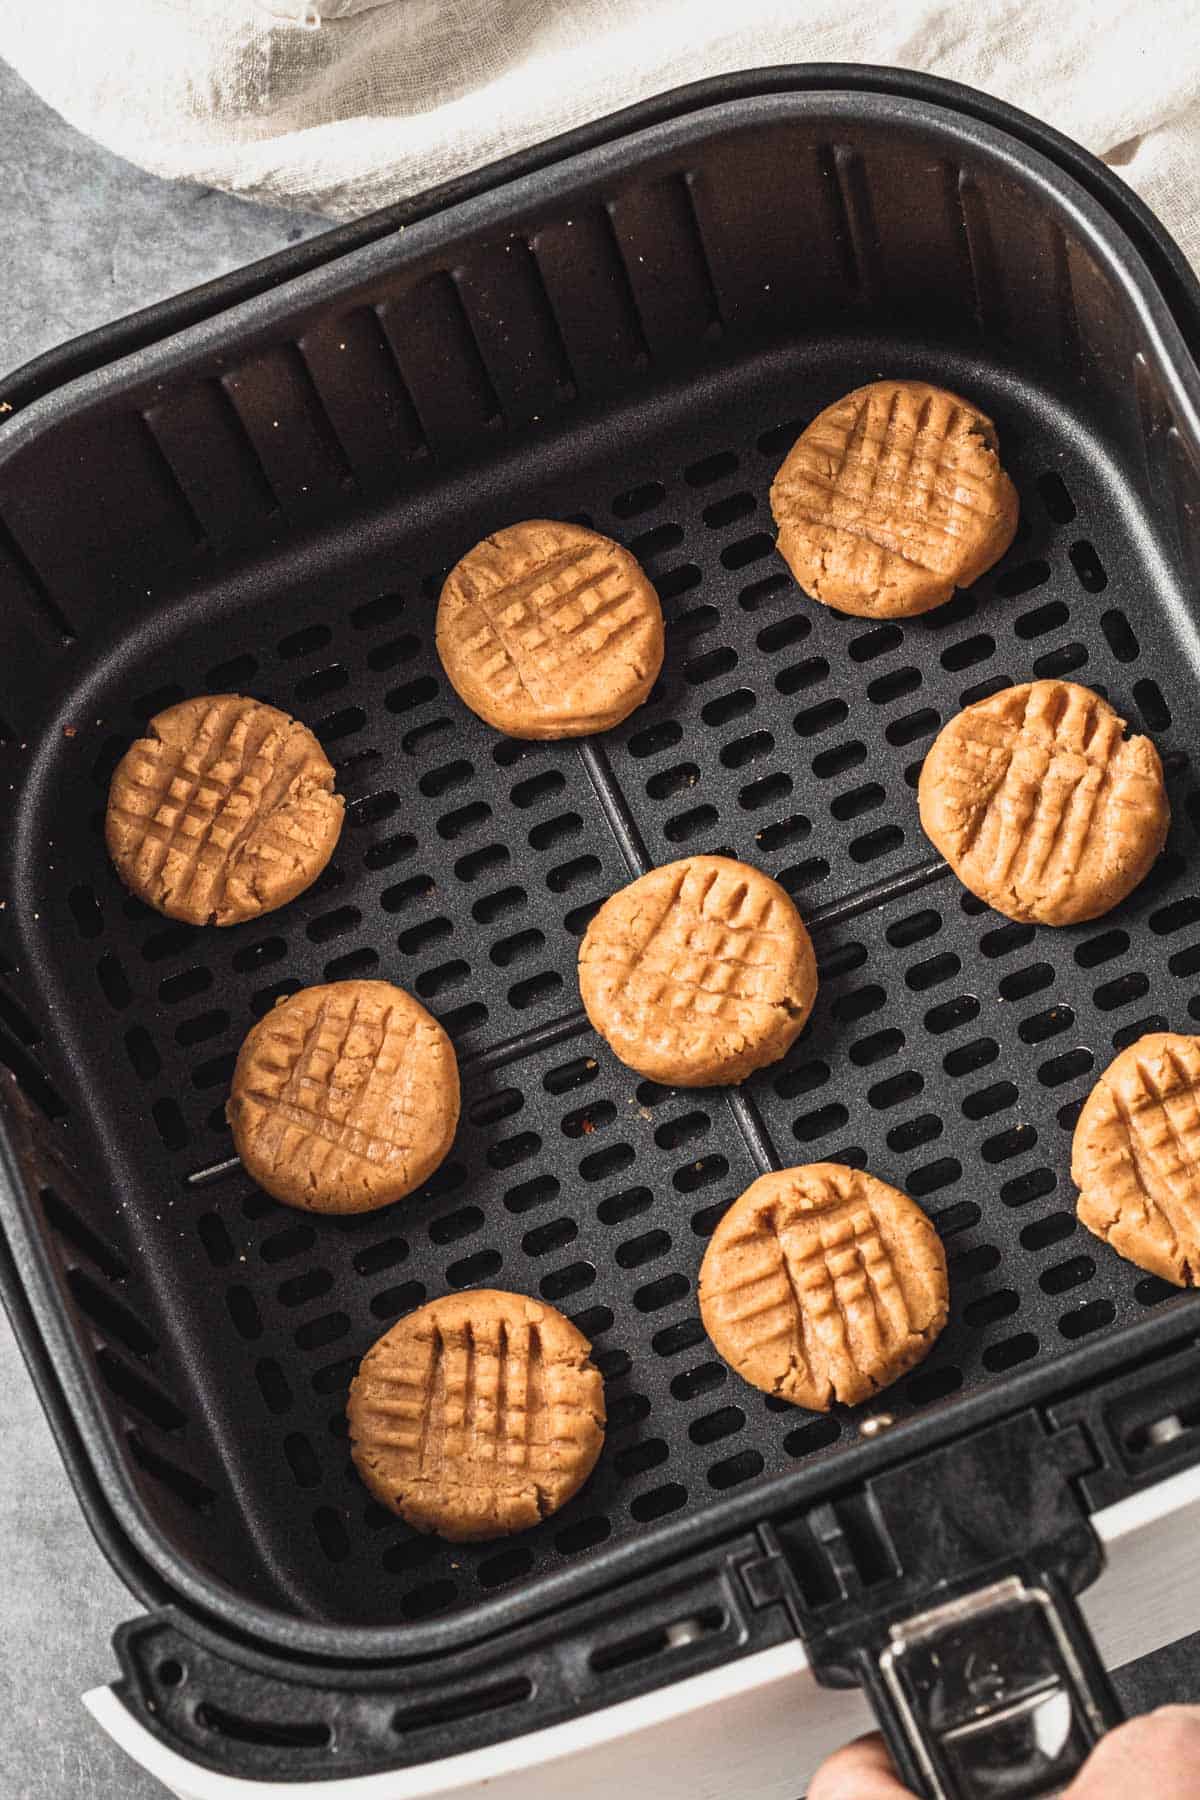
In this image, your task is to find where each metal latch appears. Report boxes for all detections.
[879,1576,1111,1799]
[756,1409,1125,1798]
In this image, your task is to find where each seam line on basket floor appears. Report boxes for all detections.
[183,1010,598,1186]
[575,736,782,1176]
[804,855,952,933]
[183,859,954,1186]
[574,740,955,1174]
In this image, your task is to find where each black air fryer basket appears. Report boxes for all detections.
[4,65,1200,1798]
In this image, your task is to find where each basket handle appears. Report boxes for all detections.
[761,1407,1124,1798]
[862,1572,1120,1798]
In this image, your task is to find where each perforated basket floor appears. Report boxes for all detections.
[5,323,1200,1631]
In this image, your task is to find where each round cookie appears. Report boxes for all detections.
[919,680,1168,926]
[436,520,664,738]
[227,980,459,1214]
[769,379,1019,618]
[106,694,343,927]
[1072,1032,1200,1286]
[699,1164,949,1411]
[348,1290,606,1540]
[578,855,817,1087]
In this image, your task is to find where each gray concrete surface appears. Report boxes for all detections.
[1,43,1198,1800]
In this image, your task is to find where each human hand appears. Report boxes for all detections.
[808,1708,1200,1799]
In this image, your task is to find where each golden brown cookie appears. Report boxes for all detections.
[1072,1032,1200,1286]
[348,1290,606,1540]
[435,520,664,738]
[578,855,817,1087]
[769,380,1019,617]
[699,1164,949,1411]
[227,980,459,1214]
[105,694,343,927]
[919,680,1168,926]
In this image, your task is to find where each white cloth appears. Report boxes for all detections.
[4,0,1200,272]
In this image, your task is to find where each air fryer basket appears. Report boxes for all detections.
[4,69,1200,1780]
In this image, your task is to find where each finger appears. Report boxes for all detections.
[808,1730,916,1800]
[1065,1707,1200,1799]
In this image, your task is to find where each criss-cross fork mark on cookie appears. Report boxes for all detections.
[935,682,1151,901]
[451,537,649,704]
[708,1189,916,1401]
[358,1320,594,1480]
[243,988,421,1176]
[773,386,1001,578]
[1092,1044,1200,1247]
[109,698,324,913]
[603,864,795,1024]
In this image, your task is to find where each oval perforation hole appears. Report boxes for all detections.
[832,782,885,824]
[429,1205,484,1246]
[812,740,866,779]
[1133,678,1171,732]
[686,646,737,687]
[646,762,700,800]
[867,665,921,706]
[615,1229,671,1270]
[758,617,811,656]
[1040,1255,1095,1295]
[755,814,811,852]
[941,633,994,672]
[1059,1297,1116,1339]
[511,769,566,809]
[562,1099,616,1139]
[740,772,792,812]
[597,1186,653,1226]
[1001,1167,1056,1208]
[849,1029,903,1069]
[910,1160,963,1199]
[490,927,544,968]
[664,803,718,842]
[1069,541,1107,593]
[1033,643,1087,680]
[672,1155,728,1193]
[998,962,1053,1001]
[777,856,829,893]
[850,824,903,864]
[885,707,940,747]
[943,1037,999,1078]
[1101,609,1139,662]
[887,1113,942,1153]
[522,1217,578,1259]
[708,1449,763,1490]
[1021,1211,1075,1251]
[794,696,846,737]
[509,970,563,1009]
[540,1261,595,1301]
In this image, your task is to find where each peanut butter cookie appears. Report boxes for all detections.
[919,680,1168,925]
[436,520,664,737]
[106,694,343,926]
[770,380,1018,617]
[348,1290,606,1540]
[1073,1032,1200,1286]
[699,1164,949,1411]
[578,855,817,1086]
[227,980,459,1214]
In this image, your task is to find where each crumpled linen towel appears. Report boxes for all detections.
[3,0,1200,271]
